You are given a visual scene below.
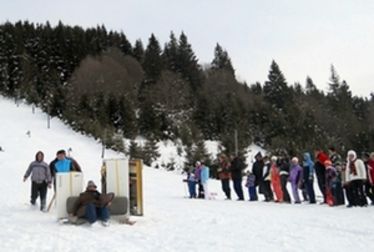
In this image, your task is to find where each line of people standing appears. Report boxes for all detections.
[189,148,374,208]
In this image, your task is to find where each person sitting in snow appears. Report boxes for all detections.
[70,180,114,226]
[23,151,52,211]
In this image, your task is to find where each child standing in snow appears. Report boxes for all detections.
[245,171,257,201]
[23,151,52,211]
[187,169,197,198]
[289,157,302,204]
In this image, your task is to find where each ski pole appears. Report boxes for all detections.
[47,193,56,212]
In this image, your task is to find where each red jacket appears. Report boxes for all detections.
[317,151,329,165]
[368,159,374,184]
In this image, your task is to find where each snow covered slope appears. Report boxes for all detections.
[1,96,374,252]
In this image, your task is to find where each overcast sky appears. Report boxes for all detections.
[1,0,373,96]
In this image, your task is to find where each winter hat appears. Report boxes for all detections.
[195,161,201,166]
[271,156,278,162]
[324,160,332,167]
[347,150,357,161]
[291,157,299,164]
[86,180,97,189]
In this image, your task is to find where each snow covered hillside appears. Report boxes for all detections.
[1,97,374,252]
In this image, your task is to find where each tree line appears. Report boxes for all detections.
[1,21,373,159]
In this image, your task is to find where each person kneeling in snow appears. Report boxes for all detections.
[23,151,52,211]
[70,180,114,226]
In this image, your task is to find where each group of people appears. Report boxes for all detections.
[186,154,246,200]
[23,149,81,211]
[23,150,113,226]
[186,147,374,208]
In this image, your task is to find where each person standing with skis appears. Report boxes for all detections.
[23,151,52,211]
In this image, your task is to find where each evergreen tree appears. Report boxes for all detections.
[119,33,132,55]
[163,32,179,72]
[142,34,163,82]
[263,60,290,110]
[211,43,235,77]
[133,39,145,63]
[142,138,160,166]
[129,140,142,160]
[117,95,136,138]
[176,32,202,90]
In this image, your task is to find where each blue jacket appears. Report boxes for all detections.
[303,152,315,178]
[200,166,210,183]
[55,158,72,173]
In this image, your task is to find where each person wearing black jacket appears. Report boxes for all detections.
[260,156,273,202]
[278,156,291,203]
[252,152,264,200]
[230,155,245,200]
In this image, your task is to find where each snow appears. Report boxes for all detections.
[1,96,374,252]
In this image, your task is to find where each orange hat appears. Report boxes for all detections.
[324,160,332,167]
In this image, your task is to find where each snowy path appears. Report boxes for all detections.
[1,97,374,252]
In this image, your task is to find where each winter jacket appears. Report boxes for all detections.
[316,151,329,166]
[217,160,231,180]
[278,159,290,176]
[200,166,210,184]
[289,164,302,184]
[345,151,366,182]
[53,157,82,174]
[187,172,197,182]
[245,174,256,188]
[252,160,264,185]
[230,157,245,180]
[194,166,202,181]
[24,161,52,184]
[368,159,374,184]
[72,190,114,218]
[262,161,271,181]
[330,153,342,166]
[303,152,314,181]
[325,165,338,189]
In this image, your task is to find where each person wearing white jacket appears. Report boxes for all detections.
[344,150,368,207]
